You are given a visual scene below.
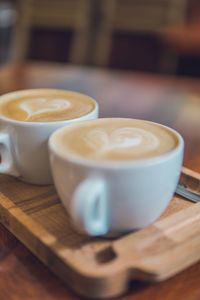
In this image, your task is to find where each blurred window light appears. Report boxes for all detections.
[0,2,17,27]
[0,1,17,64]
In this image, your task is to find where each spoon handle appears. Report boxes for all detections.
[176,182,200,202]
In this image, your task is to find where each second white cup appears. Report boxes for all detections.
[49,118,184,237]
[0,89,98,184]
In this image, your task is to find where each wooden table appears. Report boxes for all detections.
[0,62,200,300]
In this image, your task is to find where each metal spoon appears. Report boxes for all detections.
[176,182,200,202]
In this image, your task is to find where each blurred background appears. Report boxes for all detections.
[1,0,200,77]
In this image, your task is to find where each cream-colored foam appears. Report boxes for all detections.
[19,97,71,121]
[0,89,95,122]
[53,118,179,161]
[84,127,160,156]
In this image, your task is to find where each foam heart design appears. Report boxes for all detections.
[19,97,71,120]
[110,128,143,148]
[85,127,159,155]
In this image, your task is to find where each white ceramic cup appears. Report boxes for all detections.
[48,118,184,237]
[0,89,98,185]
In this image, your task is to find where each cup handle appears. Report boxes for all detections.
[70,176,109,236]
[0,133,20,176]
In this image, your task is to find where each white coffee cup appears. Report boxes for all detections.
[48,118,184,237]
[0,89,98,184]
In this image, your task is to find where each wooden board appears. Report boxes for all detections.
[0,166,200,299]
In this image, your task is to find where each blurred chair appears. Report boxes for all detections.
[159,0,200,76]
[91,0,187,73]
[11,0,92,64]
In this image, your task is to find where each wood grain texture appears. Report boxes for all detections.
[0,168,199,299]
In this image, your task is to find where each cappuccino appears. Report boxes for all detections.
[0,89,98,184]
[49,118,184,236]
[0,89,95,122]
[51,118,179,161]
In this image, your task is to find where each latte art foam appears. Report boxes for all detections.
[19,97,71,121]
[52,118,179,161]
[0,89,96,122]
[84,127,160,157]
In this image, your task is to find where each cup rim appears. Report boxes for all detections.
[49,118,184,169]
[0,88,98,126]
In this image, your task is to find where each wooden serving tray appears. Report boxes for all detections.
[0,167,200,299]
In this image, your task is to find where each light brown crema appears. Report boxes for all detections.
[0,89,95,122]
[53,118,179,161]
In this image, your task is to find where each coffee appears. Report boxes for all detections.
[49,117,183,236]
[0,89,95,122]
[52,118,179,161]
